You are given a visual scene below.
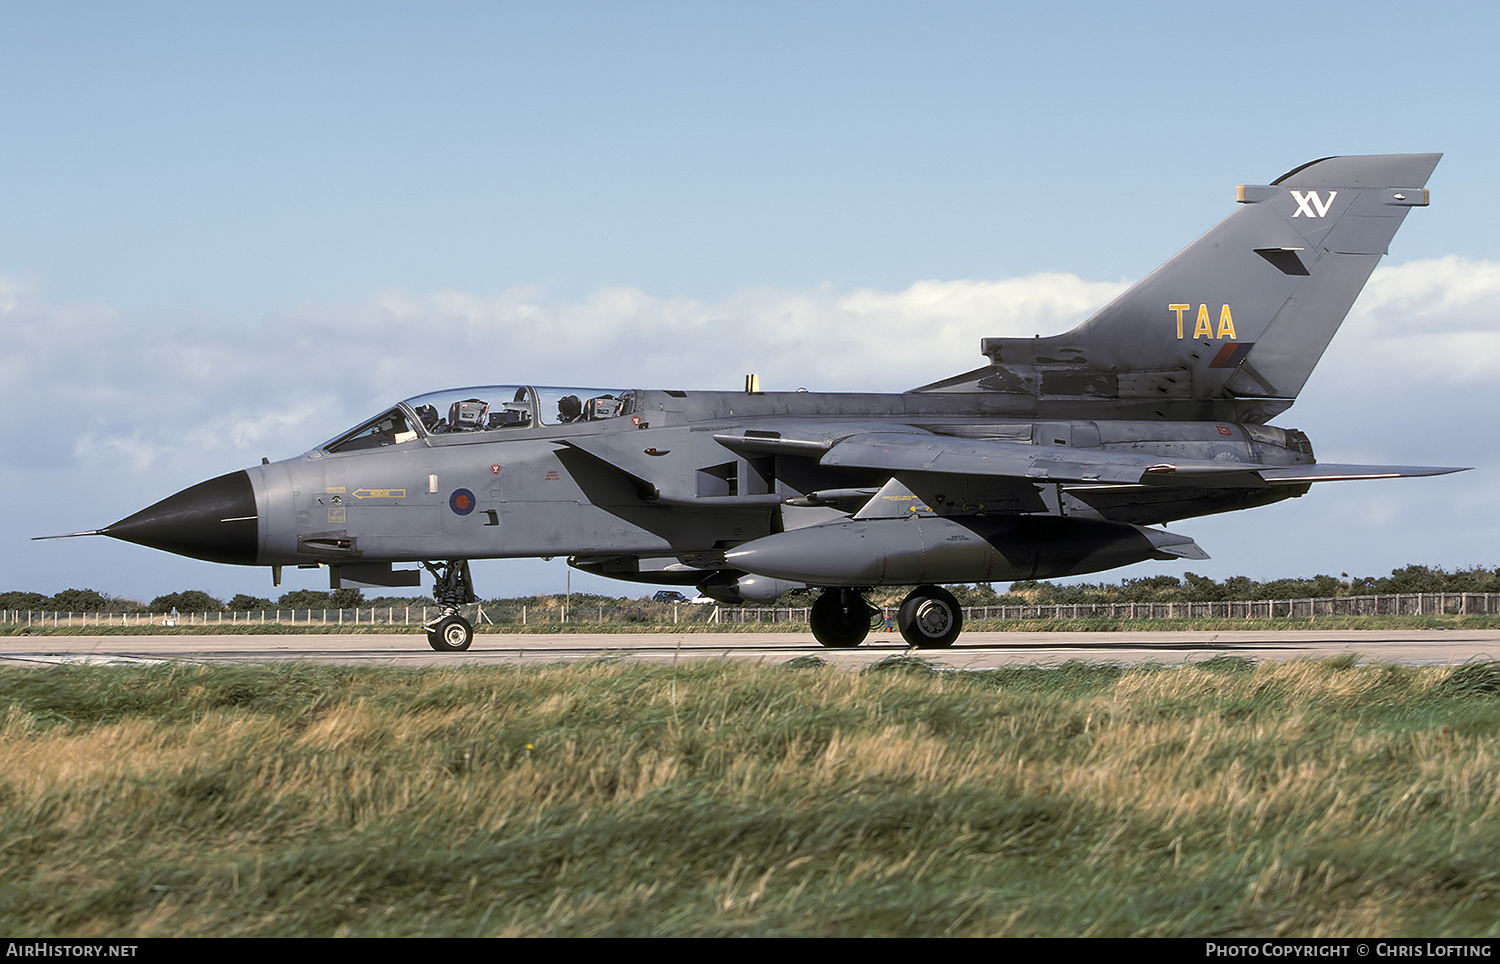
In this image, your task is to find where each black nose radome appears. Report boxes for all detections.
[105,470,259,565]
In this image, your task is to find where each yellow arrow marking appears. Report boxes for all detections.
[352,488,406,499]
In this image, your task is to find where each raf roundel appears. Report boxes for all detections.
[449,488,476,516]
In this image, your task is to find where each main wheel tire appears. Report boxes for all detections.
[897,586,963,648]
[427,614,474,652]
[809,589,871,648]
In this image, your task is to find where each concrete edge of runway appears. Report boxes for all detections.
[5,629,1500,668]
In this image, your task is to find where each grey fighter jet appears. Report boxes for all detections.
[43,154,1463,651]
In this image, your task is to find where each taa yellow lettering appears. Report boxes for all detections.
[1169,304,1237,340]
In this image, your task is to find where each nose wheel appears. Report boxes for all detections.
[425,613,474,652]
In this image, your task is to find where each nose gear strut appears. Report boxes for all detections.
[422,559,476,651]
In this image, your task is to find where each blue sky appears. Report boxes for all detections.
[4,1,1498,604]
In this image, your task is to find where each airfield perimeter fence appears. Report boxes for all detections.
[7,592,1500,629]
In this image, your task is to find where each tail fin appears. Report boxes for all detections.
[915,154,1440,422]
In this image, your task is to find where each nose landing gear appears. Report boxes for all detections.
[422,559,476,652]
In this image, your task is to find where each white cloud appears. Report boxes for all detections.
[1314,258,1500,390]
[297,272,1127,396]
[1300,257,1500,469]
[1355,255,1500,334]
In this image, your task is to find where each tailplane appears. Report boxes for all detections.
[915,154,1440,422]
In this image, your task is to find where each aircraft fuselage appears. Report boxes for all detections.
[225,387,1315,577]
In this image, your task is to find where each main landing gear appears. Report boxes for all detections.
[422,559,476,652]
[809,588,879,647]
[809,585,965,649]
[895,585,963,648]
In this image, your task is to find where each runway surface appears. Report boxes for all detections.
[4,628,1500,669]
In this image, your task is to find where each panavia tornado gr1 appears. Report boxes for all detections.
[42,154,1462,651]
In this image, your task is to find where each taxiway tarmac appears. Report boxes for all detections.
[3,629,1499,669]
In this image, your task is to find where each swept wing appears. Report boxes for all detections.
[815,431,1466,489]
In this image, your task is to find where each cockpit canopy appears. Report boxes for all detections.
[323,385,632,454]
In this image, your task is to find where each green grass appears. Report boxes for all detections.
[3,659,1500,936]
